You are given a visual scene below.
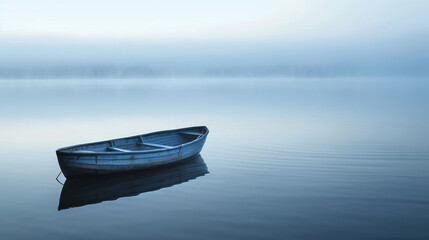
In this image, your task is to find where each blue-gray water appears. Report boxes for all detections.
[0,77,428,240]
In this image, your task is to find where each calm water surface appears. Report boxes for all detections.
[0,77,428,240]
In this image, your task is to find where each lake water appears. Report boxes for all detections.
[0,77,428,240]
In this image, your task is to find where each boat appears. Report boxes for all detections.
[58,154,208,210]
[56,126,209,178]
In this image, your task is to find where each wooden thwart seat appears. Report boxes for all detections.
[180,132,201,137]
[107,147,131,152]
[73,150,95,153]
[136,142,173,149]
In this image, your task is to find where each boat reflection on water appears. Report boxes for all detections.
[58,155,209,211]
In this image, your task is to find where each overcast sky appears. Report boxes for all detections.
[0,0,428,76]
[1,0,428,41]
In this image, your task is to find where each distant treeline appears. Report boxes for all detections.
[0,65,359,78]
[0,64,427,79]
[0,65,159,79]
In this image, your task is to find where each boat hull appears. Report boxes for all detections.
[56,126,208,178]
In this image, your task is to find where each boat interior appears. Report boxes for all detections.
[66,127,207,153]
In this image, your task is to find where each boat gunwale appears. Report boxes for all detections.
[56,126,208,156]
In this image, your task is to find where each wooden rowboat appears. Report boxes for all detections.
[58,154,208,210]
[56,126,209,178]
